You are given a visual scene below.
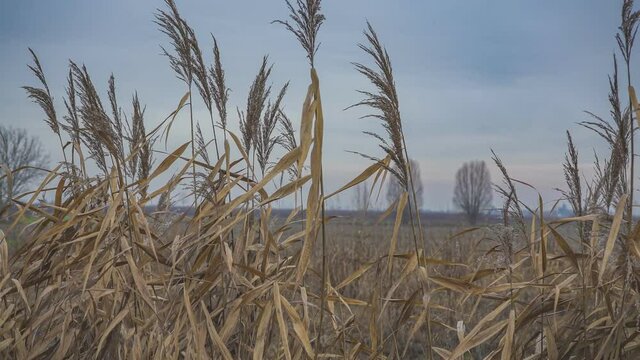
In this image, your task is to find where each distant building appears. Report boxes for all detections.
[555,202,574,218]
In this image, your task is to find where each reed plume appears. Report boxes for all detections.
[581,55,630,210]
[194,123,210,166]
[257,83,289,174]
[350,20,434,358]
[278,110,300,180]
[617,0,640,66]
[276,1,330,355]
[278,110,297,152]
[491,150,526,234]
[70,61,117,174]
[156,0,199,205]
[23,49,71,170]
[107,75,126,166]
[616,0,639,334]
[210,36,229,132]
[560,131,583,217]
[617,0,640,234]
[349,22,408,188]
[129,93,153,197]
[62,69,80,151]
[23,49,59,136]
[155,0,193,86]
[273,0,325,67]
[194,122,226,203]
[240,56,272,156]
[190,29,221,159]
[190,33,212,114]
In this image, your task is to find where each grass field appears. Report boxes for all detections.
[1,0,640,358]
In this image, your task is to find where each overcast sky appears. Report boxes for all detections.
[0,1,631,210]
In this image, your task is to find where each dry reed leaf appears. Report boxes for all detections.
[278,229,306,249]
[336,261,376,290]
[297,83,316,173]
[218,296,244,343]
[368,287,379,353]
[310,69,324,177]
[448,227,482,241]
[325,294,368,306]
[300,287,309,328]
[449,300,510,358]
[0,304,16,333]
[0,339,12,352]
[380,251,417,318]
[253,301,274,360]
[53,177,65,217]
[227,130,251,171]
[348,343,364,359]
[629,85,640,128]
[429,276,480,294]
[387,191,408,275]
[147,141,190,182]
[223,242,233,273]
[9,163,61,231]
[545,325,559,360]
[376,197,398,225]
[121,236,156,311]
[598,194,627,285]
[295,71,325,286]
[433,347,452,359]
[501,309,515,360]
[80,185,122,294]
[96,307,129,357]
[223,146,301,219]
[325,157,387,199]
[200,301,233,360]
[261,174,311,205]
[0,231,7,277]
[10,279,29,316]
[280,296,315,358]
[594,306,629,360]
[549,214,599,224]
[52,310,74,359]
[183,281,206,355]
[369,155,391,202]
[546,225,579,271]
[273,282,292,360]
[452,320,508,359]
[161,91,190,146]
[539,195,547,273]
[392,253,467,267]
[402,309,426,358]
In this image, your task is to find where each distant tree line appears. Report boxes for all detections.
[0,125,48,212]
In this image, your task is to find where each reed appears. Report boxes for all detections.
[1,0,640,359]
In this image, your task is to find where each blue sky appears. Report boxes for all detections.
[0,1,629,210]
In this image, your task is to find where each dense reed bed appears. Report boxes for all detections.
[1,0,640,358]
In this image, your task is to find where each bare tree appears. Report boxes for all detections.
[453,160,492,224]
[0,126,48,208]
[387,158,424,218]
[353,181,370,216]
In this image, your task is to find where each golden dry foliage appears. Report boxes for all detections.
[1,0,640,359]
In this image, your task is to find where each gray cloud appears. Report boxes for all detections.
[0,0,629,210]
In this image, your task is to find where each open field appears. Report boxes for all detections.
[0,206,613,359]
[1,0,640,359]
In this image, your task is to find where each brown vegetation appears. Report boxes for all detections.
[0,0,640,358]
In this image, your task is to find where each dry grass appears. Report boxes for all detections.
[1,0,640,359]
